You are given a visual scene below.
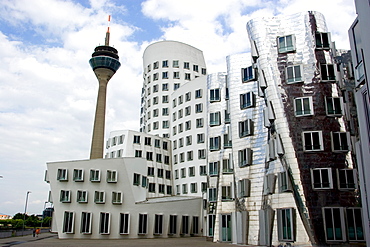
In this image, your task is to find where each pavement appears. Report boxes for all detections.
[0,232,242,247]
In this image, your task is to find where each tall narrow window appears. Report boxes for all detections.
[208,188,217,202]
[181,216,189,235]
[277,208,295,241]
[238,148,252,167]
[169,215,177,235]
[210,112,221,126]
[106,170,117,183]
[209,137,220,151]
[192,216,199,235]
[320,64,336,81]
[138,214,148,235]
[221,186,232,201]
[63,211,74,233]
[119,213,130,234]
[90,169,100,182]
[323,207,345,241]
[99,212,110,234]
[315,32,330,50]
[112,191,122,204]
[208,215,216,237]
[81,212,92,234]
[209,162,219,176]
[154,214,163,235]
[346,208,365,241]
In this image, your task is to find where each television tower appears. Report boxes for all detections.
[89,16,121,159]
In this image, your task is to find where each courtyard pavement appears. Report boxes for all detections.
[0,232,245,247]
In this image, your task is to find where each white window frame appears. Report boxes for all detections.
[326,97,343,116]
[60,190,71,203]
[311,168,333,189]
[239,119,253,137]
[323,207,346,242]
[99,212,110,234]
[242,66,256,82]
[286,65,303,83]
[320,64,336,82]
[90,169,100,182]
[63,211,74,233]
[154,214,164,235]
[278,34,296,53]
[210,112,221,126]
[94,191,105,203]
[278,171,292,193]
[73,169,83,182]
[77,190,88,203]
[277,208,295,242]
[238,179,250,197]
[302,131,323,151]
[294,96,313,116]
[112,191,122,204]
[169,215,177,235]
[210,88,220,102]
[337,169,357,190]
[106,170,117,183]
[119,213,130,235]
[81,212,92,234]
[331,132,350,152]
[315,32,331,50]
[240,92,254,109]
[57,168,68,181]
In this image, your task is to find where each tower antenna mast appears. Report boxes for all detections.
[105,15,111,46]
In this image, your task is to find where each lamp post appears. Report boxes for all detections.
[22,191,31,236]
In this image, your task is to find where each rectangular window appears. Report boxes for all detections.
[195,103,203,113]
[278,35,295,53]
[81,212,92,234]
[303,131,323,151]
[200,165,207,176]
[295,97,313,116]
[186,135,192,145]
[239,119,253,137]
[311,168,333,189]
[277,208,295,241]
[181,216,189,235]
[209,161,219,176]
[185,121,191,131]
[156,153,162,163]
[182,184,188,194]
[178,109,183,118]
[337,169,357,190]
[198,149,206,159]
[222,159,233,173]
[77,190,88,203]
[90,169,100,182]
[94,191,105,203]
[238,148,252,167]
[106,170,117,183]
[221,186,232,201]
[320,64,336,81]
[185,106,191,116]
[169,215,177,235]
[133,173,141,185]
[208,188,217,202]
[202,68,207,75]
[240,92,254,109]
[286,65,303,83]
[164,155,170,164]
[189,166,195,177]
[60,190,71,203]
[242,66,255,82]
[209,137,220,151]
[315,32,330,50]
[173,60,179,68]
[112,191,122,204]
[197,133,204,143]
[202,182,208,192]
[73,169,83,182]
[191,183,197,193]
[331,132,350,152]
[323,207,345,241]
[173,71,180,79]
[210,112,221,126]
[195,89,202,98]
[192,216,199,234]
[63,211,74,233]
[187,151,193,161]
[162,71,168,79]
[99,212,110,234]
[185,73,191,80]
[165,170,171,179]
[326,97,343,116]
[278,171,292,193]
[238,179,250,197]
[154,214,163,235]
[167,185,172,195]
[138,214,148,234]
[184,62,190,69]
[162,108,169,116]
[210,88,220,102]
[223,133,232,148]
[57,168,68,181]
[193,64,198,72]
[196,118,204,128]
[148,183,156,192]
[119,213,130,234]
[346,208,365,241]
[133,135,141,144]
[162,83,168,91]
[146,152,153,161]
[162,60,168,68]
[147,167,154,176]
[157,168,164,178]
[208,215,216,237]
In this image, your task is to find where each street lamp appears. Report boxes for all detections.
[22,191,31,236]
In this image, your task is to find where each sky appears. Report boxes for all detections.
[0,0,356,216]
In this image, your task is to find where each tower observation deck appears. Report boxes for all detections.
[89,19,121,159]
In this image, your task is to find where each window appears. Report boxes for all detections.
[99,212,110,234]
[144,137,151,145]
[295,97,313,116]
[208,188,217,202]
[119,213,130,234]
[173,60,179,68]
[191,183,197,193]
[181,216,189,235]
[90,169,100,182]
[163,141,168,150]
[167,185,172,195]
[153,61,159,69]
[240,92,254,109]
[162,95,168,103]
[200,166,207,176]
[189,167,195,177]
[320,64,336,81]
[238,148,252,167]
[134,136,140,144]
[162,71,168,79]
[77,190,88,203]
[181,168,186,178]
[278,171,292,193]
[154,214,164,235]
[185,73,191,80]
[323,207,345,241]
[277,208,295,241]
[164,155,170,164]
[315,32,330,50]
[278,35,295,53]
[197,134,204,143]
[326,97,343,116]
[165,170,171,179]
[156,154,162,163]
[221,186,232,201]
[238,179,250,197]
[94,191,105,203]
[303,131,323,151]
[195,89,202,98]
[208,215,216,237]
[153,73,159,81]
[57,168,68,181]
[209,161,219,176]
[63,211,74,233]
[169,215,177,235]
[331,132,350,152]
[60,190,71,203]
[193,64,198,72]
[133,173,141,185]
[186,135,192,145]
[223,133,232,148]
[311,168,333,189]
[178,109,183,118]
[173,126,177,135]
[222,159,233,173]
[202,68,207,75]
[135,150,142,157]
[338,169,357,190]
[192,216,199,235]
[146,152,153,161]
[153,96,158,104]
[106,170,117,183]
[148,183,156,193]
[157,168,164,178]
[242,66,255,82]
[179,123,183,133]
[209,137,220,151]
[153,109,159,117]
[239,119,253,137]
[224,110,230,123]
[154,139,160,148]
[174,71,180,79]
[286,65,303,83]
[162,60,168,68]
[184,62,190,69]
[202,182,208,192]
[185,106,191,115]
[162,83,168,91]
[187,151,193,161]
[159,184,164,193]
[81,212,92,234]
[73,169,83,182]
[196,118,204,128]
[198,149,206,159]
[195,103,203,113]
[182,184,188,194]
[210,112,221,126]
[210,89,220,102]
[346,208,365,241]
[175,169,179,179]
[142,176,147,187]
[162,108,169,116]
[112,191,122,204]
[185,121,191,131]
[147,64,151,72]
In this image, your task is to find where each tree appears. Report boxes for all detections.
[13,213,28,220]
